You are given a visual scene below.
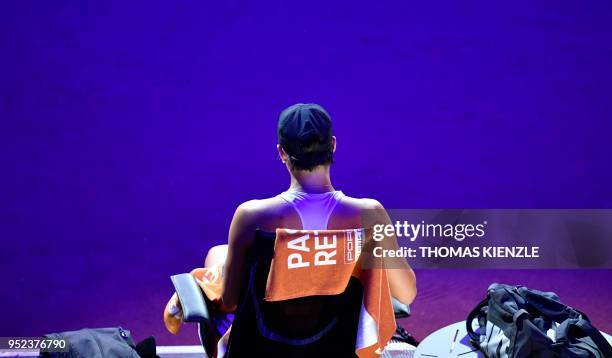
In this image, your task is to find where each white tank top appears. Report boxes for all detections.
[278,190,345,230]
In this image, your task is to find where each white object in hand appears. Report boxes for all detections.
[168,298,183,320]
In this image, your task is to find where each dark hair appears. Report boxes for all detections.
[277,103,334,171]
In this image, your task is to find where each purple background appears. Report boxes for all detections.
[2,0,611,345]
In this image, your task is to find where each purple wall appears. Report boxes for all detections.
[2,0,611,344]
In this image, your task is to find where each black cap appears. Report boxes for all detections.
[278,103,333,159]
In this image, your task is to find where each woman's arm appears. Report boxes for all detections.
[221,201,258,311]
[362,200,417,305]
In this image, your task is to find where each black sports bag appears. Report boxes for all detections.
[466,283,612,358]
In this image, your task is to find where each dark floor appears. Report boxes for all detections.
[4,268,610,345]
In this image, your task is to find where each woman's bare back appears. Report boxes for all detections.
[220,192,416,311]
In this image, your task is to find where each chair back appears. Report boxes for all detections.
[225,229,364,357]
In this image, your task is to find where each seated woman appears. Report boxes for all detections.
[205,103,417,331]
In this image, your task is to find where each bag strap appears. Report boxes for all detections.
[556,319,612,357]
[518,286,587,323]
[466,297,489,343]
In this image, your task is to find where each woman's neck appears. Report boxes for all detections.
[289,166,334,194]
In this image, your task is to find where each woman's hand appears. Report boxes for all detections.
[167,293,184,321]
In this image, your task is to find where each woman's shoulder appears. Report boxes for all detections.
[327,194,387,229]
[232,195,297,230]
[338,194,385,210]
[235,195,288,216]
